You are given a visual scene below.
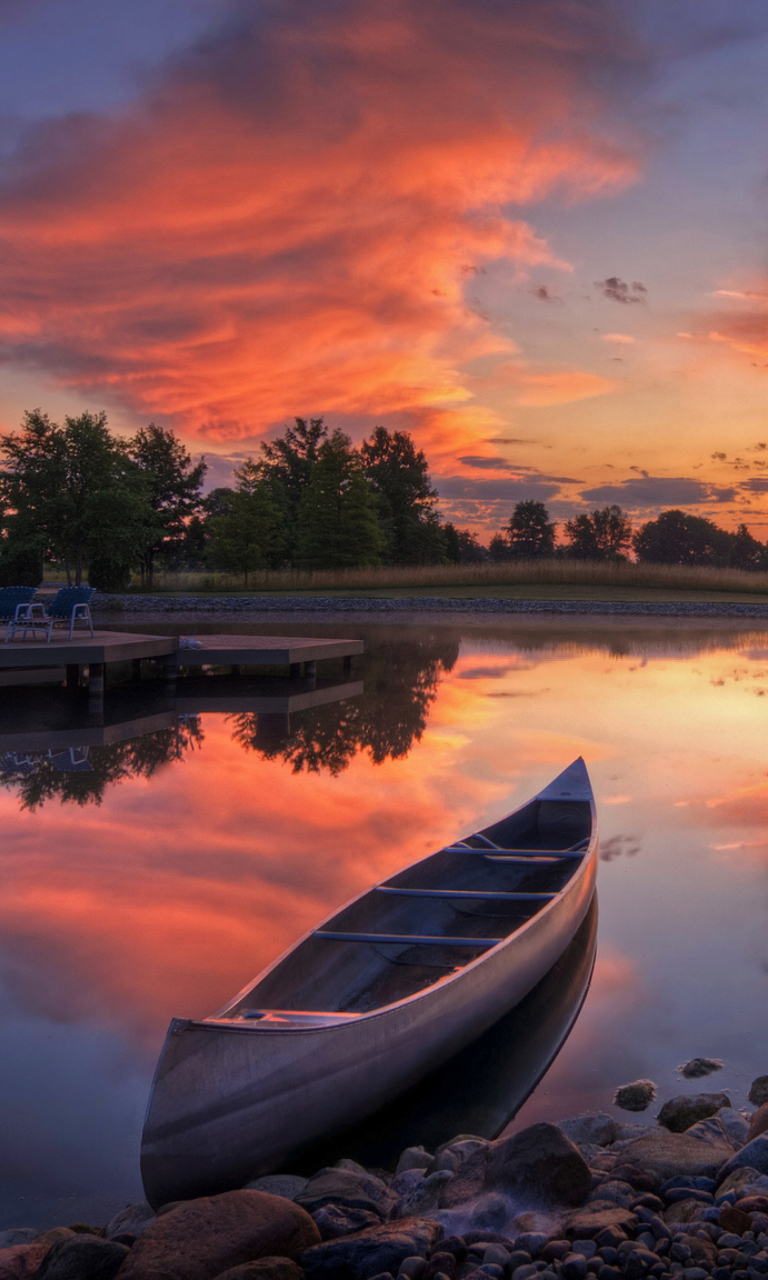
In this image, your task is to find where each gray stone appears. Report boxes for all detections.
[105,1201,156,1240]
[35,1236,128,1280]
[562,1207,637,1241]
[749,1079,768,1108]
[246,1176,309,1201]
[118,1189,321,1280]
[611,1129,734,1186]
[559,1116,620,1148]
[393,1172,452,1220]
[440,1123,591,1210]
[0,1234,35,1251]
[312,1205,382,1240]
[717,1136,768,1181]
[391,1171,426,1199]
[718,1108,751,1146]
[296,1168,397,1220]
[614,1082,656,1113]
[716,1167,768,1197]
[658,1094,732,1134]
[336,1159,371,1176]
[613,1124,655,1143]
[396,1148,433,1175]
[300,1216,443,1280]
[678,1060,724,1080]
[684,1117,740,1150]
[589,1180,634,1208]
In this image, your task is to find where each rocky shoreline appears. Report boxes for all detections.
[90,595,768,618]
[3,1082,768,1280]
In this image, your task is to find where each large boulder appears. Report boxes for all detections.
[749,1077,768,1107]
[117,1189,320,1280]
[558,1116,620,1148]
[613,1082,655,1113]
[609,1129,733,1187]
[440,1123,590,1210]
[683,1117,740,1150]
[657,1093,731,1133]
[300,1216,442,1280]
[246,1177,308,1201]
[106,1202,156,1240]
[35,1236,128,1280]
[717,1135,768,1181]
[0,1244,51,1280]
[747,1102,768,1143]
[296,1169,396,1221]
[716,1167,768,1197]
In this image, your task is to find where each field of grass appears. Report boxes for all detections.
[131,559,768,602]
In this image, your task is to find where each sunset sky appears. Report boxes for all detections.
[2,0,768,534]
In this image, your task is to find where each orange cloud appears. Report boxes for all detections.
[0,0,639,452]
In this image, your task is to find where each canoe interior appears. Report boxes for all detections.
[217,794,592,1018]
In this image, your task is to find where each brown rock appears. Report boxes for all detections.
[747,1102,768,1143]
[748,1076,768,1107]
[562,1207,637,1241]
[32,1230,76,1246]
[214,1261,304,1280]
[613,1081,655,1113]
[678,1236,716,1267]
[662,1199,706,1225]
[718,1206,753,1235]
[716,1166,765,1197]
[440,1123,590,1210]
[300,1217,443,1280]
[609,1128,732,1187]
[657,1093,731,1133]
[735,1194,768,1213]
[0,1244,50,1280]
[118,1189,320,1280]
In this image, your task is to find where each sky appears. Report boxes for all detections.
[1,0,768,535]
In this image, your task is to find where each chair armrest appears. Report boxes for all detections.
[14,602,45,620]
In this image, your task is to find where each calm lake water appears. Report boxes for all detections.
[2,614,768,1229]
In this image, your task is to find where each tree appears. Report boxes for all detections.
[506,501,556,559]
[360,427,443,565]
[207,459,287,584]
[443,523,486,564]
[730,523,764,571]
[0,409,153,587]
[258,417,328,560]
[489,532,512,562]
[633,509,733,567]
[564,505,632,561]
[127,424,207,586]
[295,430,384,570]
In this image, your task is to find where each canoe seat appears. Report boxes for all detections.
[314,931,503,947]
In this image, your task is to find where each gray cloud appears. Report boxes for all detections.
[738,477,768,493]
[595,276,647,304]
[580,476,737,507]
[437,476,565,502]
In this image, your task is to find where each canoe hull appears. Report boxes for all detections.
[141,848,596,1205]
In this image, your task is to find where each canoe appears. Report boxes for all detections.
[141,757,598,1206]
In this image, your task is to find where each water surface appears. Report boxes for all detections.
[2,616,767,1227]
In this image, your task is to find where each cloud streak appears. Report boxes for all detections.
[0,0,640,456]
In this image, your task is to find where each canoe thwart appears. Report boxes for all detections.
[313,930,503,947]
[375,887,557,901]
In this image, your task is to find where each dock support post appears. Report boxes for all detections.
[66,664,80,691]
[163,657,177,697]
[304,659,316,689]
[343,655,352,676]
[88,662,105,712]
[289,662,300,678]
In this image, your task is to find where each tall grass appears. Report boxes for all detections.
[144,559,768,596]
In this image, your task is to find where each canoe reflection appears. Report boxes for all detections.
[282,894,597,1173]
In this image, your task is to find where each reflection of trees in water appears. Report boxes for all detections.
[229,631,459,775]
[0,719,205,810]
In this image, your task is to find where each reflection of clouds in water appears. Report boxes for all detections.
[600,834,641,862]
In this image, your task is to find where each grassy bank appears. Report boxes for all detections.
[133,559,768,602]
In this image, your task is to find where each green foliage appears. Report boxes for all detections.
[443,522,485,564]
[730,523,764,571]
[258,416,328,560]
[506,501,556,559]
[207,459,287,583]
[564,505,632,561]
[295,430,384,570]
[360,426,442,565]
[633,509,736,567]
[127,423,207,585]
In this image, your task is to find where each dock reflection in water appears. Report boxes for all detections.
[283,895,598,1174]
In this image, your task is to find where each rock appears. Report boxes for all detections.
[399,1259,428,1280]
[246,1177,309,1201]
[662,1198,708,1225]
[613,1082,656,1113]
[749,1077,768,1108]
[0,1237,34,1252]
[658,1094,731,1134]
[33,1231,75,1246]
[610,1129,734,1186]
[393,1172,452,1219]
[106,1202,156,1240]
[312,1205,381,1240]
[588,1180,634,1207]
[214,1261,304,1280]
[300,1216,443,1280]
[425,1250,457,1278]
[747,1103,768,1143]
[717,1136,768,1181]
[609,1165,658,1193]
[391,1171,425,1198]
[562,1207,638,1241]
[559,1116,620,1148]
[614,1124,655,1143]
[426,1151,460,1175]
[35,1236,128,1280]
[683,1117,740,1150]
[440,1123,590,1210]
[118,1189,320,1280]
[296,1169,396,1220]
[396,1148,433,1175]
[716,1166,768,1196]
[716,1108,751,1146]
[678,1059,724,1080]
[718,1206,752,1234]
[735,1192,768,1211]
[0,1244,51,1280]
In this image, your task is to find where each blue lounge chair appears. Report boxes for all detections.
[5,586,95,642]
[0,586,38,631]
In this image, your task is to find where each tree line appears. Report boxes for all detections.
[0,409,764,586]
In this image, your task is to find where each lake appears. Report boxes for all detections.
[1,614,767,1230]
